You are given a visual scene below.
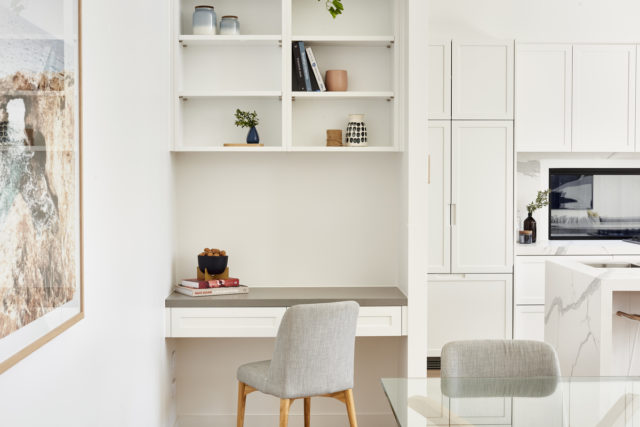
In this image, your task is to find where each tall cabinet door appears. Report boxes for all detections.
[515,44,572,152]
[427,121,451,273]
[572,45,636,152]
[452,41,514,120]
[428,41,451,119]
[451,121,513,273]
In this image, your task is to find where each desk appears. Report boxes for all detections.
[382,377,640,427]
[165,286,407,338]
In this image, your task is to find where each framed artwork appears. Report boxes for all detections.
[0,0,83,374]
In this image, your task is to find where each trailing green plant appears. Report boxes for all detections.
[527,189,551,215]
[234,109,259,128]
[319,0,344,18]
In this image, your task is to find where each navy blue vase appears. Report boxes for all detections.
[246,126,259,144]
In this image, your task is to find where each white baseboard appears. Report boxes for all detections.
[176,413,396,427]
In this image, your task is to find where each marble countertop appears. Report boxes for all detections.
[516,240,640,256]
[165,286,408,308]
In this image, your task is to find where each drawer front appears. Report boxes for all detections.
[169,307,286,338]
[514,257,547,305]
[168,306,403,338]
[427,274,513,357]
[356,306,403,337]
[514,305,545,341]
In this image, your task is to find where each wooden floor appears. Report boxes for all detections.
[427,369,440,378]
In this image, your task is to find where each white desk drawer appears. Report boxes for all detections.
[356,306,402,337]
[168,306,403,338]
[169,307,286,338]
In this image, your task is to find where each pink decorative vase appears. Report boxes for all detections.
[325,70,348,91]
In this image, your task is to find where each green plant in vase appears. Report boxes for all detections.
[524,189,550,243]
[318,0,344,18]
[234,109,260,144]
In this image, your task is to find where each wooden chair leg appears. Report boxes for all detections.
[237,382,247,427]
[304,397,311,427]
[344,389,358,427]
[280,398,291,427]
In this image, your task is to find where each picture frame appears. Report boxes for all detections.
[0,0,83,374]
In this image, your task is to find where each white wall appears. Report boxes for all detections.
[429,0,640,41]
[174,154,401,286]
[0,1,175,426]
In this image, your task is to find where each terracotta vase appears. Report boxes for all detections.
[325,70,348,91]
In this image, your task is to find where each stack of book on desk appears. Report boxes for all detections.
[175,278,249,297]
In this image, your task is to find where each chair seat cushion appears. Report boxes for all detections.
[237,360,271,391]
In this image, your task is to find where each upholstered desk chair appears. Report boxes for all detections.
[441,339,561,379]
[236,301,360,427]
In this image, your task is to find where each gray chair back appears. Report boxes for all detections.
[441,340,561,379]
[263,301,359,399]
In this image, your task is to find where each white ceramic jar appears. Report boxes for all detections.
[193,5,217,35]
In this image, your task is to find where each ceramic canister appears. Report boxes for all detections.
[193,5,217,35]
[345,114,367,147]
[325,70,348,91]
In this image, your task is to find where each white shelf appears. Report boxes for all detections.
[178,91,281,99]
[292,91,394,100]
[290,146,399,152]
[178,35,281,47]
[172,146,283,152]
[293,36,395,47]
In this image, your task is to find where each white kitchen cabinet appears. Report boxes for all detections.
[427,121,451,273]
[572,44,636,152]
[514,305,545,341]
[428,41,451,119]
[452,41,514,120]
[451,121,513,273]
[515,44,572,152]
[637,47,640,152]
[427,274,513,357]
[514,256,547,305]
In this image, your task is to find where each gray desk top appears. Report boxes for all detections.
[165,286,407,308]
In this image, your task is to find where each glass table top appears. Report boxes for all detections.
[381,377,640,427]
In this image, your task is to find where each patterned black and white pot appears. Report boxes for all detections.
[345,114,368,147]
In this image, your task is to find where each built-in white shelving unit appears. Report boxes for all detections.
[171,0,401,152]
[178,35,282,47]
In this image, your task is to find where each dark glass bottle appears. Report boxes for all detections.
[524,213,537,243]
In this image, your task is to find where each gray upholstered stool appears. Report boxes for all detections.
[236,301,360,427]
[441,339,561,378]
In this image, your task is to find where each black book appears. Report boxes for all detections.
[292,41,306,92]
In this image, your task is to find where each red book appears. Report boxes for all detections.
[181,278,240,289]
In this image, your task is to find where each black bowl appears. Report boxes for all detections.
[198,255,228,275]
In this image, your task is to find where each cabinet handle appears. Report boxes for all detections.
[451,204,456,226]
[617,311,640,322]
[427,155,431,184]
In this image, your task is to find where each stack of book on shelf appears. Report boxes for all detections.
[292,41,326,92]
[175,277,249,297]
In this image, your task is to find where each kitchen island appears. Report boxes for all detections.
[545,259,640,376]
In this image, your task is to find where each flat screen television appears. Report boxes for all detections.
[549,168,640,239]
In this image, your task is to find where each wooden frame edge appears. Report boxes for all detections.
[0,0,84,376]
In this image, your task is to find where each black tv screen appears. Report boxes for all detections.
[549,169,640,239]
